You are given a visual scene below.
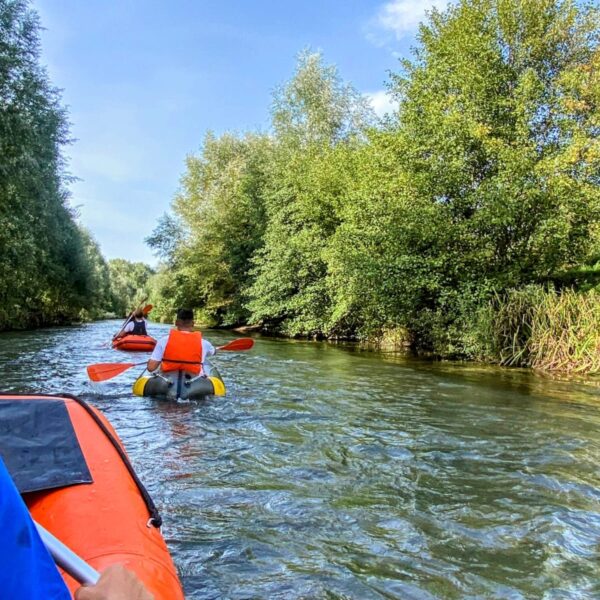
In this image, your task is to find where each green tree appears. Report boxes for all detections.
[245,51,374,336]
[329,0,600,352]
[108,259,154,317]
[148,132,271,325]
[0,0,113,329]
[71,227,112,319]
[148,2,599,366]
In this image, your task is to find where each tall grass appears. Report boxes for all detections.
[483,286,600,374]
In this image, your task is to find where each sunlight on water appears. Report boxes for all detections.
[0,321,599,599]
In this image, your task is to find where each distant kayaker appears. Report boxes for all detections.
[115,309,148,339]
[147,308,215,375]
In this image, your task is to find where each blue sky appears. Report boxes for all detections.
[35,0,449,264]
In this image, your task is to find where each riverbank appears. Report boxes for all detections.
[0,311,120,334]
[6,288,599,378]
[225,286,600,376]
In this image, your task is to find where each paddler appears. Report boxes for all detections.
[114,309,148,339]
[147,308,216,375]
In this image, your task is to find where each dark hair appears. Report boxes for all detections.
[176,308,194,322]
[134,309,144,319]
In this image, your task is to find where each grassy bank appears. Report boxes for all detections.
[474,287,600,375]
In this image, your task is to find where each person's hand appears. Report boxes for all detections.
[74,564,154,600]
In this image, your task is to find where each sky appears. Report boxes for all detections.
[35,0,450,265]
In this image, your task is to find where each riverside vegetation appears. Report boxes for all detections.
[0,0,153,328]
[147,0,600,374]
[1,0,599,374]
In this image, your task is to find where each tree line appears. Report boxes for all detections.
[148,0,600,372]
[0,0,153,329]
[2,0,598,371]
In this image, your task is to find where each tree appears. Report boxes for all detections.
[330,0,600,351]
[245,51,374,336]
[108,259,154,317]
[147,132,271,325]
[147,3,599,358]
[0,0,111,328]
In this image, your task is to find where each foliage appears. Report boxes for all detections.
[146,265,182,323]
[271,49,373,145]
[0,0,110,328]
[478,286,600,373]
[149,3,600,372]
[147,132,272,325]
[246,140,364,337]
[242,50,373,335]
[145,213,183,264]
[107,259,154,317]
[75,227,112,320]
[326,0,600,355]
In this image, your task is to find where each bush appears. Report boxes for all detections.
[480,286,600,373]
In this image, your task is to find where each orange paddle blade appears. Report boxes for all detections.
[143,304,153,315]
[87,362,140,382]
[218,338,254,352]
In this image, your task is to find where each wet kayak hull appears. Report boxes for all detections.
[112,334,157,352]
[133,365,226,400]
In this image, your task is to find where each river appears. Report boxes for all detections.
[0,320,599,599]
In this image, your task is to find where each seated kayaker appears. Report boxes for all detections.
[0,457,152,600]
[115,309,148,339]
[147,308,215,376]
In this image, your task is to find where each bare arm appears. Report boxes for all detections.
[147,359,161,372]
[147,338,165,373]
[114,322,134,340]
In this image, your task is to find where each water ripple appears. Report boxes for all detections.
[0,322,599,598]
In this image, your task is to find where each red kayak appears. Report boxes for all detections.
[112,334,157,352]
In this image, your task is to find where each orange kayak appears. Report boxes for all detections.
[2,394,184,599]
[112,334,157,352]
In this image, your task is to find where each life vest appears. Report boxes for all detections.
[161,330,203,375]
[131,319,147,335]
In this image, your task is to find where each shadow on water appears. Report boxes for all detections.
[0,321,599,599]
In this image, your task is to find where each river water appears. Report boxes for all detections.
[0,320,599,599]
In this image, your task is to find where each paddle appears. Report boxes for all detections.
[216,337,254,351]
[87,338,255,382]
[110,304,153,346]
[35,521,100,585]
[87,362,146,382]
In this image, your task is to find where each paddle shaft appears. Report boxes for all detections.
[35,521,100,585]
[87,338,254,381]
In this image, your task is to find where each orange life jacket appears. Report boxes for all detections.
[161,330,203,375]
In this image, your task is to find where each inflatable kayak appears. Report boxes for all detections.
[112,334,157,352]
[133,362,226,400]
[0,393,184,599]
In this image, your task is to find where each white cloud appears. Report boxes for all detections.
[371,0,450,41]
[366,90,395,118]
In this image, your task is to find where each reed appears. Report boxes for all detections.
[486,286,600,374]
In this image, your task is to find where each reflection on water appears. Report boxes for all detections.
[0,321,599,599]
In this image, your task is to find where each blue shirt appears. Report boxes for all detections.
[0,457,70,599]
